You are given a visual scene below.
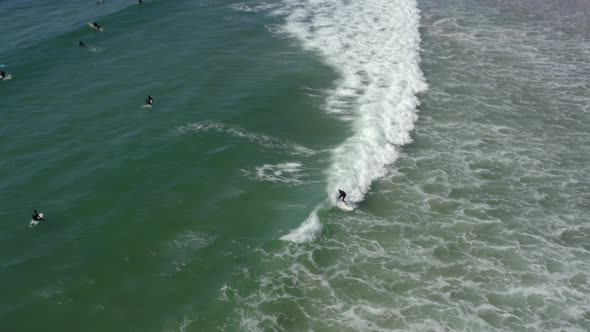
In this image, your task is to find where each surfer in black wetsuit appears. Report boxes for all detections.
[92,22,102,30]
[32,210,44,222]
[0,70,6,80]
[138,0,144,4]
[145,95,153,106]
[338,189,347,203]
[79,41,88,48]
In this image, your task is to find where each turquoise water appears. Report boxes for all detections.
[1,0,589,331]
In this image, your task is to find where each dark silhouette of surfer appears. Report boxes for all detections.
[32,210,44,222]
[338,189,347,203]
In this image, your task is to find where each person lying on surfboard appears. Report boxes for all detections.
[338,189,347,203]
[92,22,102,30]
[32,210,44,222]
[79,41,89,48]
[145,95,153,106]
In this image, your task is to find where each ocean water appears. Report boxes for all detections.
[1,0,589,331]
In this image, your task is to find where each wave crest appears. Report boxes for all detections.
[279,0,427,204]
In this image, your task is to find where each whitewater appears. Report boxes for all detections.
[279,0,427,242]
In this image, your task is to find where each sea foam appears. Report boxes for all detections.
[277,0,427,205]
[279,0,426,242]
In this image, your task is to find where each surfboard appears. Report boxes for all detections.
[336,201,354,211]
[0,74,12,81]
[88,23,104,31]
[141,104,152,108]
[29,213,43,227]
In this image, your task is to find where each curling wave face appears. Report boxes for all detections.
[277,0,427,204]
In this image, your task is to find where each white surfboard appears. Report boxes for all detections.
[336,201,354,211]
[0,74,12,81]
[141,104,152,108]
[88,22,104,31]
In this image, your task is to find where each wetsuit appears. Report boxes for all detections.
[338,189,346,202]
[32,210,44,221]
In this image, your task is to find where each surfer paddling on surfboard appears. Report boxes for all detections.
[29,209,45,227]
[337,189,347,203]
[0,70,7,80]
[89,22,103,31]
[145,95,153,106]
[32,210,44,222]
[79,41,89,48]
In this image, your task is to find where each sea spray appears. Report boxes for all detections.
[280,0,427,241]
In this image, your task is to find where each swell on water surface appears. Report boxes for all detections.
[0,0,134,57]
[277,0,427,242]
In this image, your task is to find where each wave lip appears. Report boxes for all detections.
[279,0,427,205]
[280,206,322,243]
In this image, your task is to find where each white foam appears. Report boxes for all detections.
[160,230,215,276]
[162,315,199,332]
[280,207,322,243]
[245,162,304,184]
[229,2,278,13]
[275,0,427,205]
[175,122,316,155]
